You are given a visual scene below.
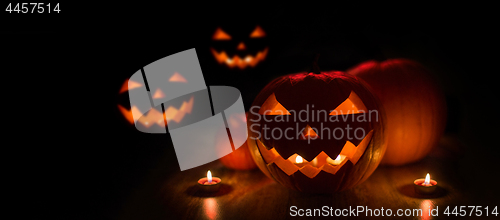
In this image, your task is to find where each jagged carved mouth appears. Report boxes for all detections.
[254,130,373,178]
[118,74,193,128]
[211,47,268,69]
[118,96,194,128]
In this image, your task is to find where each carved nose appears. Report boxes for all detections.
[301,124,319,139]
[237,42,246,50]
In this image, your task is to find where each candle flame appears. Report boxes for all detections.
[424,173,430,185]
[207,170,212,183]
[295,155,303,163]
[335,155,341,161]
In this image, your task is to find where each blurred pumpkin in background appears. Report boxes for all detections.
[348,59,446,166]
[210,25,268,69]
[217,113,257,170]
[117,73,193,130]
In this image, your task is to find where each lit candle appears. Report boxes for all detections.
[294,155,308,168]
[326,155,345,166]
[414,173,437,194]
[198,170,221,193]
[207,170,212,184]
[296,155,303,163]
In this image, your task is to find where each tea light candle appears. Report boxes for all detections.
[326,155,345,166]
[414,173,437,194]
[198,170,221,193]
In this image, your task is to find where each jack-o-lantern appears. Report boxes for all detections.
[347,59,447,166]
[117,72,194,129]
[210,25,268,69]
[247,71,387,193]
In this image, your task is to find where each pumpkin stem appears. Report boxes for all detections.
[310,53,321,74]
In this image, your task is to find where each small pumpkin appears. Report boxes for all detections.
[247,71,387,193]
[217,113,257,170]
[219,140,257,170]
[347,59,446,166]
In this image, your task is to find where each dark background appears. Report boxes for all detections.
[3,4,498,219]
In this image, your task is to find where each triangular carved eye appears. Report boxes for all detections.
[169,72,187,83]
[212,28,231,40]
[120,79,142,93]
[329,91,368,115]
[250,26,266,38]
[259,93,291,115]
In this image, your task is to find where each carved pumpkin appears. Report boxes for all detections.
[117,72,194,129]
[347,59,446,166]
[247,71,387,193]
[217,113,257,170]
[211,25,268,69]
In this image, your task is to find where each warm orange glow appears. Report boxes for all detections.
[164,96,194,123]
[203,198,218,220]
[227,113,245,129]
[300,125,319,139]
[256,139,280,163]
[237,42,246,50]
[136,107,165,128]
[326,155,346,166]
[118,96,194,127]
[339,130,373,165]
[259,93,291,115]
[152,88,165,99]
[212,27,231,40]
[295,155,303,163]
[207,170,212,183]
[120,79,142,93]
[420,199,435,220]
[425,173,430,185]
[250,25,266,38]
[255,129,374,178]
[348,59,447,166]
[120,105,163,127]
[210,47,268,69]
[299,165,321,178]
[330,91,368,115]
[169,72,187,83]
[118,105,135,124]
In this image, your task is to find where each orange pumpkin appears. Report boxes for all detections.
[217,113,257,170]
[247,71,387,193]
[219,140,257,170]
[347,59,446,166]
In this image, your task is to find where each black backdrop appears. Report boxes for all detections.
[4,4,498,219]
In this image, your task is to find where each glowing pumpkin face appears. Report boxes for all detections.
[210,25,268,69]
[117,72,194,130]
[247,71,387,193]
